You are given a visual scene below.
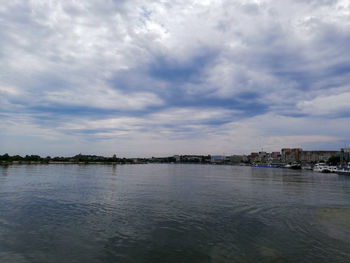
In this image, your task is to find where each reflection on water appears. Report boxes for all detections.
[316,208,350,243]
[0,164,349,262]
[0,165,9,177]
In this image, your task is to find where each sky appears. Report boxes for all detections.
[0,0,350,157]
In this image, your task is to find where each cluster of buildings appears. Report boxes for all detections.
[2,148,350,166]
[149,155,211,163]
[170,148,350,165]
[210,155,249,164]
[148,155,250,164]
[248,148,350,165]
[147,148,350,166]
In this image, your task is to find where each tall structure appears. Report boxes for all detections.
[258,151,268,163]
[300,150,339,163]
[249,152,259,163]
[269,152,282,164]
[281,148,302,163]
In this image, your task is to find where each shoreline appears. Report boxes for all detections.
[0,161,249,166]
[0,161,146,165]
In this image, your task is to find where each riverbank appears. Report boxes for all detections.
[0,161,146,165]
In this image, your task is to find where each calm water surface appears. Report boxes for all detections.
[0,164,349,262]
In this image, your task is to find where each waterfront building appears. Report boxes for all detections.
[173,155,180,162]
[258,151,268,163]
[299,150,339,163]
[227,155,244,164]
[249,148,343,165]
[183,155,203,162]
[281,148,302,163]
[249,152,259,163]
[211,155,226,164]
[269,152,282,164]
[241,155,249,163]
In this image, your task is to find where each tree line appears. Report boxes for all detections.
[0,153,138,164]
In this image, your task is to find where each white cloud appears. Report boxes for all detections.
[0,85,21,96]
[297,92,350,116]
[61,107,239,137]
[44,86,163,110]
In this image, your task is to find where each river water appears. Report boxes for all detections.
[0,164,349,263]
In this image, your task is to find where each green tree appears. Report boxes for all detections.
[327,155,340,165]
[1,153,10,161]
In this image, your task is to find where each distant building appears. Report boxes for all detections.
[249,152,259,163]
[242,155,249,163]
[258,151,268,163]
[247,148,343,165]
[173,155,180,162]
[281,148,302,163]
[182,155,202,162]
[300,150,339,163]
[227,155,244,164]
[211,155,226,164]
[269,152,282,164]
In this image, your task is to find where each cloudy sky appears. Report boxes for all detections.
[1,0,350,157]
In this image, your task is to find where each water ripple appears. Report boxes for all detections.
[0,164,349,262]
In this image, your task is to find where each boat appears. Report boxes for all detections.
[290,163,302,170]
[336,163,350,176]
[313,163,331,173]
[283,163,301,169]
[302,165,313,170]
[329,166,339,173]
[251,164,281,168]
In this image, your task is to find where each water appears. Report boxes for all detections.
[0,164,349,263]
